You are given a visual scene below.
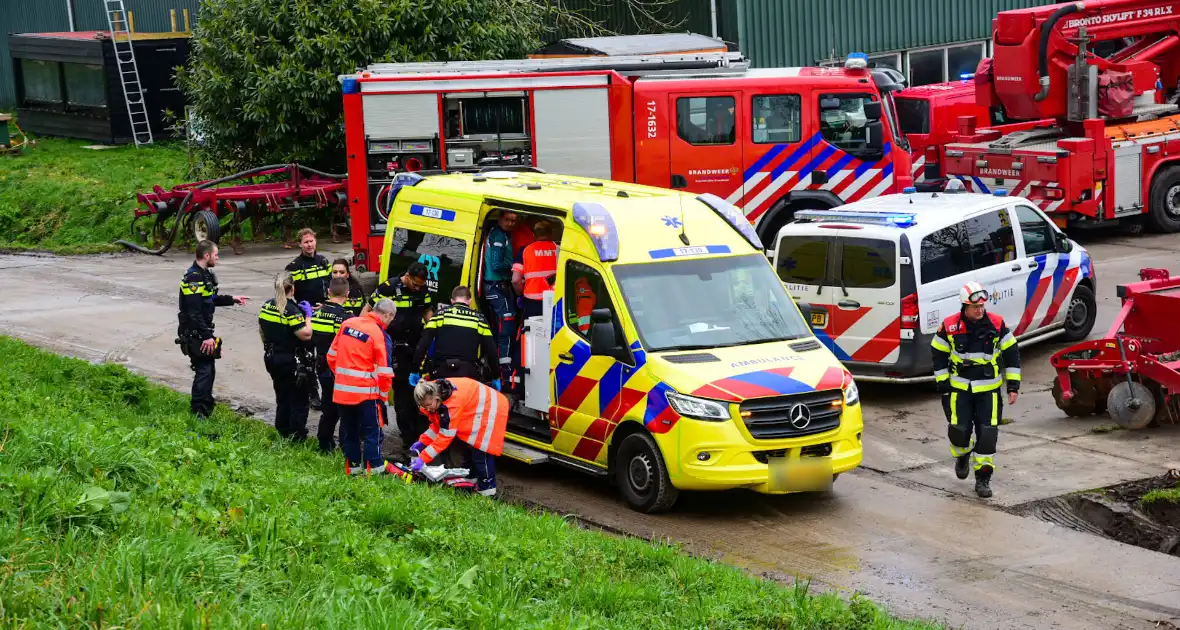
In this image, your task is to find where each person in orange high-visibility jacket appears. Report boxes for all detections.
[511,219,559,321]
[573,275,597,335]
[408,377,508,497]
[327,298,403,477]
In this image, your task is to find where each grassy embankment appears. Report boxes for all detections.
[0,337,937,629]
[0,136,190,254]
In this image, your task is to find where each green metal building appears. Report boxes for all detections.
[0,0,197,108]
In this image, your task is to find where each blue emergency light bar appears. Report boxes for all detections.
[794,208,917,228]
[572,201,620,262]
[993,189,1008,196]
[697,193,763,250]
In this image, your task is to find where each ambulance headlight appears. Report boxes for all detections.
[666,392,731,421]
[843,377,860,406]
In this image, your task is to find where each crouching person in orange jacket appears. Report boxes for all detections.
[327,298,401,476]
[409,377,508,496]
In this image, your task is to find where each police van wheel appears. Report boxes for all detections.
[1147,167,1180,233]
[192,210,221,244]
[1062,284,1096,342]
[616,432,678,514]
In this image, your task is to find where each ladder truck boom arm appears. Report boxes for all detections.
[982,0,1180,120]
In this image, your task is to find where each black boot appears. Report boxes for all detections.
[975,469,993,498]
[955,453,971,480]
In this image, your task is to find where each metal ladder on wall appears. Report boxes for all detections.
[104,0,153,146]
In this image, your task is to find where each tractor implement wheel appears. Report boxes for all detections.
[192,209,221,244]
[1053,376,1098,417]
[1107,381,1156,430]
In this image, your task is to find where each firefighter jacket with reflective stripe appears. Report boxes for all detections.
[285,253,332,305]
[512,241,559,300]
[417,377,508,464]
[258,299,308,354]
[311,301,349,368]
[343,280,367,317]
[326,312,394,404]
[370,277,434,342]
[931,310,1021,393]
[412,302,498,373]
[178,263,234,339]
[573,276,597,334]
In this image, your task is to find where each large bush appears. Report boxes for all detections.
[178,0,572,173]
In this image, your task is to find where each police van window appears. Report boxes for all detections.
[965,209,1016,269]
[840,238,896,289]
[1015,204,1054,256]
[920,222,973,284]
[676,96,735,145]
[752,94,801,144]
[384,228,467,301]
[564,260,614,340]
[818,93,876,154]
[776,236,828,285]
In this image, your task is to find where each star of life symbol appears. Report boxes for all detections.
[662,215,683,228]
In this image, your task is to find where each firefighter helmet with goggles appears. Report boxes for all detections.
[960,281,988,305]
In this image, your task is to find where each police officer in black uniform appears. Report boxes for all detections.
[330,257,368,316]
[311,277,352,452]
[286,228,332,410]
[178,240,248,419]
[363,261,434,458]
[410,285,500,387]
[259,272,314,441]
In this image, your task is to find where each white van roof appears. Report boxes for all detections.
[783,191,1016,238]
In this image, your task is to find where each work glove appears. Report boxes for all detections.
[409,441,424,457]
[410,457,424,473]
[490,379,501,391]
[935,380,951,394]
[409,372,421,386]
[297,300,314,320]
[516,296,524,308]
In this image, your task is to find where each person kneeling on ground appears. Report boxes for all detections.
[409,378,507,497]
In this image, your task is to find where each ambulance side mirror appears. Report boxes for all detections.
[796,301,813,325]
[589,308,626,360]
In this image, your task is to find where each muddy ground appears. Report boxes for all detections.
[2,229,1180,629]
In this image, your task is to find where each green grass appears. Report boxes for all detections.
[0,336,936,629]
[0,137,190,253]
[1141,483,1180,505]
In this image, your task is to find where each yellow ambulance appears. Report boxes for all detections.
[377,170,863,512]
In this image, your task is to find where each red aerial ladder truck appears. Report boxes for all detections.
[936,0,1180,233]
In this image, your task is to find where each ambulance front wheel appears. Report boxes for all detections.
[616,432,678,514]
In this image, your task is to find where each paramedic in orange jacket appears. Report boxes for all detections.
[327,298,400,476]
[408,378,508,497]
[511,219,559,320]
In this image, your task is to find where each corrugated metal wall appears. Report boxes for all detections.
[735,0,1060,67]
[1,0,198,107]
[555,0,726,39]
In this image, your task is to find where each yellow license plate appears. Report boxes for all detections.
[810,311,827,328]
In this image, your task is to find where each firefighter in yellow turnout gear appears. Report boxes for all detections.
[930,281,1021,499]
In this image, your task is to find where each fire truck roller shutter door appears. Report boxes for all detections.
[533,88,613,179]
[362,94,440,139]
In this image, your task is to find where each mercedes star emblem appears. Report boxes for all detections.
[789,403,811,429]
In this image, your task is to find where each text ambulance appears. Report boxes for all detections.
[378,170,864,512]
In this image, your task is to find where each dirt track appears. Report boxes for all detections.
[2,232,1179,629]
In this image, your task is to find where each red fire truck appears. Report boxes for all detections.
[337,51,915,273]
[937,0,1180,233]
[892,80,1002,189]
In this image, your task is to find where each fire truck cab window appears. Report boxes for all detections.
[752,94,801,144]
[565,260,616,340]
[1015,204,1055,256]
[676,96,735,145]
[818,93,876,155]
[384,228,468,301]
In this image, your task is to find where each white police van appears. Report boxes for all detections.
[771,181,1097,382]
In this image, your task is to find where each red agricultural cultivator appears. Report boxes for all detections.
[1051,269,1180,429]
[118,163,347,255]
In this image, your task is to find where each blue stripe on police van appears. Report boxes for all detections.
[648,245,731,259]
[409,204,456,222]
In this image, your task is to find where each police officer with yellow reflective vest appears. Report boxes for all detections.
[931,281,1021,499]
[311,277,352,453]
[286,228,332,410]
[410,285,500,388]
[330,257,368,316]
[362,261,434,458]
[259,272,314,442]
[177,240,249,419]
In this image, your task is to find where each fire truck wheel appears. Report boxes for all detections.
[1062,284,1096,342]
[615,432,678,514]
[1147,167,1180,233]
[191,210,221,244]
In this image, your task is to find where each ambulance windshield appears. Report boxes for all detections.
[613,253,812,353]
